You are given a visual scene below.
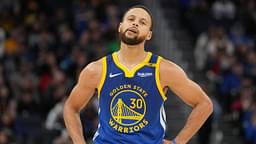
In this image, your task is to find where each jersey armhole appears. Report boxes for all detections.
[155,56,167,101]
[97,57,107,98]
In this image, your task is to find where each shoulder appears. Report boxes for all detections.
[158,57,188,87]
[81,58,103,76]
[78,57,106,88]
[159,57,187,76]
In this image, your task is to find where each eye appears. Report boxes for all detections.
[127,17,134,21]
[140,21,146,25]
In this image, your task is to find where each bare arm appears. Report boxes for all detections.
[160,58,213,144]
[63,59,102,144]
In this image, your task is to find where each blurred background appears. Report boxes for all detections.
[0,0,255,144]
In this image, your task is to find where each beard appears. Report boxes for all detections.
[119,28,145,45]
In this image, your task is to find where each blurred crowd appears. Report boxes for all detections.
[0,0,126,143]
[179,0,256,143]
[4,0,256,144]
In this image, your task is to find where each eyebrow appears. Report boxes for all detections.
[127,15,148,22]
[127,15,135,18]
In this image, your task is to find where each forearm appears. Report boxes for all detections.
[63,104,86,144]
[175,101,213,144]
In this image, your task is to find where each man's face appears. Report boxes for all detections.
[119,8,152,45]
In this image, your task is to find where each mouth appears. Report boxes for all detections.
[127,27,138,34]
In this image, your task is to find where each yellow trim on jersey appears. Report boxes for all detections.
[97,57,107,98]
[156,56,167,101]
[145,63,156,67]
[112,52,152,78]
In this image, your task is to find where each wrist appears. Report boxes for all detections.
[73,139,86,144]
[173,138,186,144]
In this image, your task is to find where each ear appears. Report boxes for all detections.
[146,31,152,40]
[118,23,122,33]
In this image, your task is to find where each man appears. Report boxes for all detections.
[63,5,213,144]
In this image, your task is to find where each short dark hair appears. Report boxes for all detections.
[122,5,153,31]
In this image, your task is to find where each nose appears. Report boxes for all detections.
[132,22,139,27]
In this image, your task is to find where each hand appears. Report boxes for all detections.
[163,139,172,144]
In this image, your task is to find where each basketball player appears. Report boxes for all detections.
[63,5,213,144]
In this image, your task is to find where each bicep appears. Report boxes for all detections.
[169,78,207,108]
[67,83,96,112]
[161,60,208,108]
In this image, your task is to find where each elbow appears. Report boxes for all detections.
[63,100,79,118]
[196,97,213,117]
[204,98,213,116]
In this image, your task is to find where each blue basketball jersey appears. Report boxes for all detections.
[93,52,167,144]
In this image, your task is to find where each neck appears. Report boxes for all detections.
[118,41,147,64]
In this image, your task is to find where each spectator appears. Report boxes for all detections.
[212,0,236,20]
[0,130,12,144]
[194,25,217,70]
[185,0,256,142]
[229,23,254,48]
[206,26,234,58]
[243,102,256,143]
[45,97,66,131]
[0,0,124,142]
[0,28,5,58]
